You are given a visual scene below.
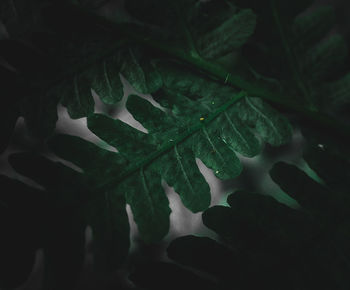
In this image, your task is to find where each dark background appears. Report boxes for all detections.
[2,0,350,289]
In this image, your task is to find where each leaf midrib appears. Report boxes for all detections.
[224,111,250,150]
[40,3,350,142]
[140,166,156,217]
[202,126,227,167]
[245,97,279,137]
[174,144,196,196]
[94,90,247,193]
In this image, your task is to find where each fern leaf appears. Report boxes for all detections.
[47,135,132,269]
[8,152,130,273]
[50,133,171,243]
[53,88,290,238]
[56,48,161,119]
[133,163,350,289]
[1,156,87,289]
[0,0,47,38]
[270,162,331,216]
[85,191,130,271]
[234,97,293,146]
[293,5,335,47]
[154,61,292,149]
[60,71,96,119]
[48,134,128,178]
[120,48,163,95]
[191,122,243,180]
[121,167,171,242]
[92,55,124,105]
[321,73,350,121]
[197,9,256,59]
[87,114,155,158]
[302,34,348,82]
[239,1,349,110]
[87,111,211,213]
[48,52,292,239]
[301,124,350,194]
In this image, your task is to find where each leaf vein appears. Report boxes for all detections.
[174,145,195,196]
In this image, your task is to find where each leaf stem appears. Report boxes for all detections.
[95,91,248,192]
[52,3,350,141]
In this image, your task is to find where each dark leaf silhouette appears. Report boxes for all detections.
[131,162,350,290]
[6,152,129,287]
[0,0,349,288]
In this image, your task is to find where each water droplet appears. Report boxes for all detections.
[317,144,325,150]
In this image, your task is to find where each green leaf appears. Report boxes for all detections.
[48,134,128,181]
[47,135,132,270]
[20,88,60,138]
[321,73,350,122]
[0,0,47,38]
[156,144,211,212]
[87,113,155,160]
[85,191,129,271]
[197,9,256,59]
[167,235,238,279]
[161,162,350,289]
[300,125,350,194]
[270,162,333,218]
[1,157,86,289]
[120,48,163,94]
[60,71,95,119]
[237,1,350,111]
[8,152,89,206]
[87,110,211,214]
[234,96,293,146]
[191,122,243,180]
[293,5,335,47]
[121,167,170,242]
[49,133,169,243]
[92,54,124,104]
[8,152,130,275]
[126,94,174,134]
[215,109,261,157]
[126,94,243,180]
[302,34,348,82]
[83,62,291,211]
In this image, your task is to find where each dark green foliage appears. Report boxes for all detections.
[301,124,350,194]
[131,162,350,290]
[6,152,130,284]
[195,8,256,59]
[238,0,349,109]
[0,0,49,38]
[0,0,349,288]
[0,169,86,290]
